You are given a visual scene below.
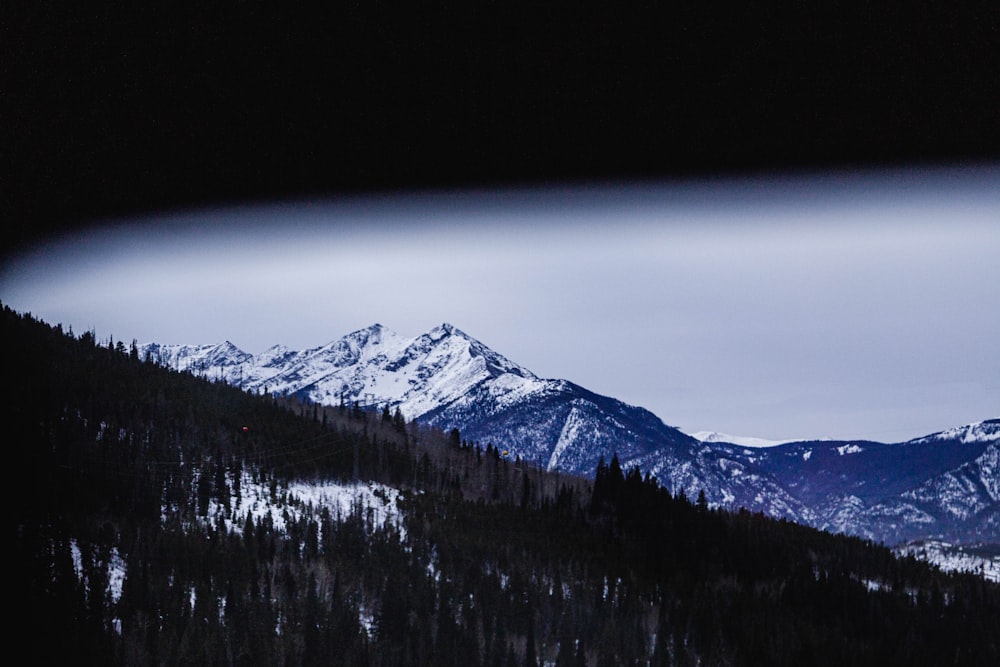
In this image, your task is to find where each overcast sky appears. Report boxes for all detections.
[3,166,997,442]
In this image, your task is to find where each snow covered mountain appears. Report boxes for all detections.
[139,325,999,548]
[143,323,534,419]
[141,323,699,477]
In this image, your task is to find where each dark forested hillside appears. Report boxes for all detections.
[7,304,1000,666]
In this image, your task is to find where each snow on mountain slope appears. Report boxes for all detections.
[141,324,696,480]
[900,441,999,523]
[809,441,1000,545]
[141,340,254,377]
[906,419,1000,446]
[625,444,817,522]
[139,326,999,551]
[142,323,539,420]
[419,377,698,475]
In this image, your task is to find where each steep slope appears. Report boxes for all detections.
[141,324,700,479]
[708,420,1000,543]
[868,439,999,544]
[625,443,817,522]
[143,323,538,417]
[419,377,699,476]
[141,340,254,377]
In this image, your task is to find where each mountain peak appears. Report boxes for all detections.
[354,322,389,336]
[429,322,464,339]
[338,322,397,346]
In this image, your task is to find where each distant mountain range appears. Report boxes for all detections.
[140,323,999,548]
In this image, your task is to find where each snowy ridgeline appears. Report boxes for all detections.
[894,541,1000,584]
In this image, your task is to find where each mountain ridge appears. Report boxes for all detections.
[139,324,999,547]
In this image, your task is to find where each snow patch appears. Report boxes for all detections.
[687,431,795,448]
[286,479,405,534]
[182,467,407,539]
[895,540,1000,583]
[548,404,590,471]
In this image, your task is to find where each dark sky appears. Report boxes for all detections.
[4,3,998,253]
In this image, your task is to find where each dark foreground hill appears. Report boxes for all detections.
[7,305,1000,666]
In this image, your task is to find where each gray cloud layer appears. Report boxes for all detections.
[3,168,998,441]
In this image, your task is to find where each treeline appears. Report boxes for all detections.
[6,304,1000,666]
